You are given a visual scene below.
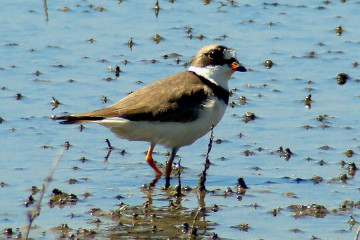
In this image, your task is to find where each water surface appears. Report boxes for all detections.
[1,1,360,239]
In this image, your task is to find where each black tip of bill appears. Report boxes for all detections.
[237,65,247,72]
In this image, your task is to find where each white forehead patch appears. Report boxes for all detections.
[224,48,236,60]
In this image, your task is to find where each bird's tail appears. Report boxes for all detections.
[54,115,104,124]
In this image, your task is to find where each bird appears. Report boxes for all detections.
[55,44,246,186]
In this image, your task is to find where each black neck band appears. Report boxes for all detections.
[189,71,229,104]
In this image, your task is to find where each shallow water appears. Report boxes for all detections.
[1,0,360,239]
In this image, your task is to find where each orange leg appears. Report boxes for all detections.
[146,143,162,175]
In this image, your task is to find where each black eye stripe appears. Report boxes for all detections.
[200,46,236,66]
[208,53,236,66]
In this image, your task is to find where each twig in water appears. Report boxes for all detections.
[197,171,207,192]
[175,159,182,196]
[197,124,214,191]
[43,0,48,22]
[205,124,214,169]
[24,147,65,240]
[105,138,113,150]
[192,125,214,237]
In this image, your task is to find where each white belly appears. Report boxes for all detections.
[98,97,227,148]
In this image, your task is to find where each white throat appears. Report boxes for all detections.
[188,65,233,90]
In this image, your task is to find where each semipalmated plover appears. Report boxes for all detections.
[56,44,246,185]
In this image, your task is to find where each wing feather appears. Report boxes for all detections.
[58,71,212,124]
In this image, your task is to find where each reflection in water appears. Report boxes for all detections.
[133,175,213,239]
[104,139,113,162]
[149,175,161,187]
[133,142,214,239]
[196,189,206,209]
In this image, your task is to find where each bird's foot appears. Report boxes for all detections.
[146,155,163,175]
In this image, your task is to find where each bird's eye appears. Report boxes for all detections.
[208,50,219,60]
